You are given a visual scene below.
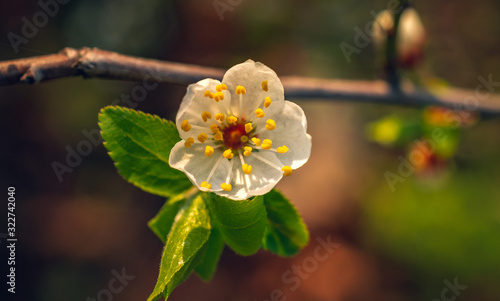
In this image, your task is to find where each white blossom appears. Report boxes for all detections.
[169,60,311,200]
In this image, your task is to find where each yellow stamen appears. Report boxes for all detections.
[201,111,212,122]
[216,84,227,92]
[221,183,232,191]
[261,139,272,150]
[214,131,224,141]
[204,90,213,99]
[200,181,211,189]
[223,149,234,159]
[266,119,276,131]
[261,80,268,92]
[251,137,261,146]
[181,120,191,132]
[213,92,224,102]
[245,123,253,133]
[227,116,238,124]
[197,132,208,143]
[282,166,292,176]
[242,164,252,175]
[209,124,220,133]
[277,145,289,153]
[264,97,272,108]
[244,146,252,156]
[205,145,214,157]
[255,108,265,118]
[236,85,246,95]
[215,113,225,122]
[240,136,248,143]
[184,137,195,148]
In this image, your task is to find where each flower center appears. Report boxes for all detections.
[222,122,248,150]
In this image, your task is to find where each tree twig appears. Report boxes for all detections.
[1,47,499,117]
[383,0,407,91]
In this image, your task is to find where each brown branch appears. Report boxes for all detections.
[1,47,500,117]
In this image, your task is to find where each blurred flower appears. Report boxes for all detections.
[408,139,448,174]
[372,10,395,44]
[366,115,421,147]
[169,60,311,200]
[373,7,427,68]
[367,116,402,146]
[423,106,478,128]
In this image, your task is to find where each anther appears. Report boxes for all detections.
[201,111,212,122]
[244,146,252,156]
[261,80,268,92]
[210,124,220,133]
[197,132,208,143]
[205,145,214,157]
[245,123,253,133]
[265,119,276,130]
[215,113,225,122]
[223,149,234,159]
[236,85,247,95]
[242,164,253,175]
[255,108,265,118]
[282,166,292,176]
[221,183,232,191]
[251,137,261,146]
[181,120,191,132]
[204,90,213,99]
[240,136,249,143]
[227,116,238,124]
[201,181,211,189]
[264,97,272,108]
[184,137,195,148]
[213,92,224,102]
[214,131,224,141]
[216,84,227,92]
[261,139,272,150]
[277,145,289,153]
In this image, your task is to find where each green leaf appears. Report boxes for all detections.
[148,194,187,244]
[195,227,224,281]
[164,242,208,299]
[206,193,267,256]
[98,106,192,197]
[262,190,309,257]
[147,194,211,301]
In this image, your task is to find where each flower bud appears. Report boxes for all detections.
[372,8,427,69]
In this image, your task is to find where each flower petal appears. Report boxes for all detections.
[217,151,284,200]
[176,79,232,140]
[169,141,230,191]
[260,101,311,169]
[222,60,284,120]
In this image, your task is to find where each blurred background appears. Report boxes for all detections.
[1,0,500,300]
